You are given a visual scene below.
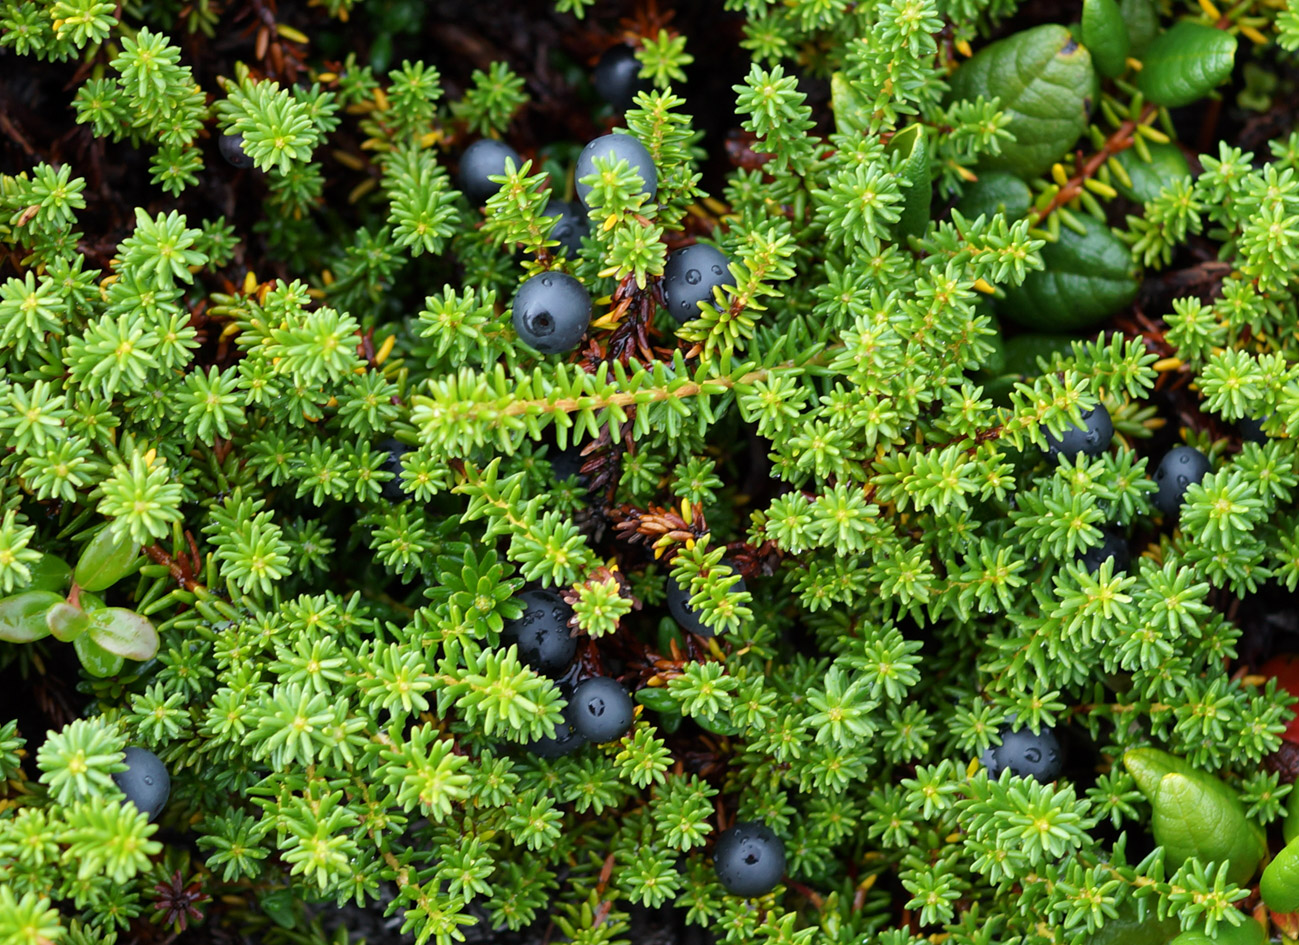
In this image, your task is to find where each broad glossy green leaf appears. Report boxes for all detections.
[74,526,140,593]
[1136,22,1237,108]
[46,602,89,642]
[261,889,297,930]
[635,687,678,714]
[997,215,1138,331]
[695,712,740,736]
[73,632,126,678]
[1120,0,1159,54]
[1114,142,1192,203]
[1082,0,1130,77]
[830,71,870,136]
[1262,837,1299,913]
[0,591,61,643]
[1125,748,1265,886]
[1088,899,1180,945]
[955,172,1033,222]
[23,553,72,594]
[981,313,1007,375]
[1170,920,1265,945]
[86,607,159,661]
[999,333,1082,376]
[885,123,932,240]
[946,24,1098,180]
[1283,783,1299,843]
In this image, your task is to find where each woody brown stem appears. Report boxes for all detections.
[1032,103,1158,225]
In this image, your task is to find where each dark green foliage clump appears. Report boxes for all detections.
[4,1,1299,944]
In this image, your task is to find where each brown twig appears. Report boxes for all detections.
[1031,103,1158,225]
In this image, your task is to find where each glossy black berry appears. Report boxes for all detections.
[502,589,577,677]
[112,746,170,821]
[981,725,1063,783]
[548,444,587,486]
[1240,415,1268,444]
[541,199,590,257]
[593,44,649,112]
[524,720,587,758]
[219,133,255,169]
[575,133,657,209]
[714,822,785,897]
[663,244,735,325]
[667,563,747,638]
[458,138,521,206]
[567,676,634,743]
[1152,445,1211,519]
[512,272,592,354]
[377,438,413,502]
[1041,404,1113,461]
[1076,528,1130,575]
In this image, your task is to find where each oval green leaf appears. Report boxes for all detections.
[1114,142,1192,204]
[74,526,140,593]
[86,608,159,661]
[1121,0,1159,55]
[1262,837,1299,914]
[997,214,1138,332]
[1170,919,1265,945]
[1136,22,1237,109]
[885,123,932,240]
[955,171,1033,222]
[1082,0,1130,78]
[23,553,73,594]
[1124,748,1265,886]
[46,602,89,643]
[635,687,679,714]
[1283,783,1299,844]
[946,24,1098,180]
[0,591,61,643]
[830,71,870,137]
[999,333,1082,376]
[73,632,126,678]
[1088,899,1180,945]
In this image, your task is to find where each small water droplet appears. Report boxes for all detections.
[685,268,702,285]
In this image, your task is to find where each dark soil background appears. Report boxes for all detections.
[5,0,1299,942]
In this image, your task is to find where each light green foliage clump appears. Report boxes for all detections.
[2,0,1299,943]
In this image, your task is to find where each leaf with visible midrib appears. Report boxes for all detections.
[1136,22,1237,108]
[946,24,1098,180]
[1082,0,1130,78]
[885,124,932,240]
[996,215,1138,332]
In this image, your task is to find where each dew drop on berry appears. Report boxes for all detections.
[686,268,702,285]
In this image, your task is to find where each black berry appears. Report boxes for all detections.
[662,244,735,325]
[502,589,577,677]
[1076,528,1130,575]
[377,438,413,502]
[219,133,255,169]
[667,563,747,638]
[548,444,587,487]
[524,720,587,759]
[713,822,785,897]
[541,199,590,257]
[981,725,1063,783]
[458,138,521,207]
[512,272,592,354]
[112,746,170,821]
[567,676,634,743]
[1152,445,1211,519]
[592,44,649,112]
[1041,404,1113,461]
[1240,415,1268,444]
[575,133,657,209]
